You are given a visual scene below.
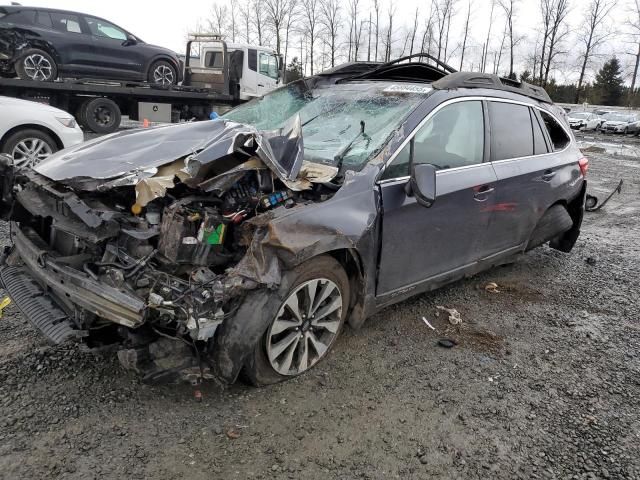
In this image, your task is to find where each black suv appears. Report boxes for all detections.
[0,6,182,86]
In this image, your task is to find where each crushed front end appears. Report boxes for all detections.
[0,120,340,384]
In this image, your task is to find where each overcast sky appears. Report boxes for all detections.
[24,0,629,83]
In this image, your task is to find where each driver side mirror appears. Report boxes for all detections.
[123,34,137,46]
[407,163,437,208]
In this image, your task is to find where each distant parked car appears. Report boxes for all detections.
[0,6,182,86]
[0,96,83,168]
[600,113,639,134]
[567,112,602,131]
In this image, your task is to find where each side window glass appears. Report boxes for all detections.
[85,16,127,40]
[248,49,257,72]
[259,53,278,79]
[489,102,534,160]
[50,13,82,33]
[531,109,548,155]
[36,11,52,28]
[381,100,484,179]
[539,111,570,150]
[205,51,224,68]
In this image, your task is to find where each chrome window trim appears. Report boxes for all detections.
[376,95,572,183]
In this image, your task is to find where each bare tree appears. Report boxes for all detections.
[302,0,320,74]
[409,7,419,56]
[459,0,471,70]
[383,2,396,61]
[320,0,341,67]
[542,0,570,85]
[367,11,372,61]
[575,0,615,102]
[283,1,299,73]
[209,3,228,35]
[434,0,455,61]
[498,0,516,78]
[263,0,289,55]
[538,0,553,83]
[238,0,252,43]
[627,0,640,105]
[373,0,381,61]
[228,1,238,41]
[348,0,362,61]
[481,0,495,72]
[253,0,264,45]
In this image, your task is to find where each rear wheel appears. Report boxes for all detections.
[1,129,57,169]
[80,97,121,134]
[526,204,573,251]
[148,60,177,87]
[15,49,57,81]
[243,256,350,386]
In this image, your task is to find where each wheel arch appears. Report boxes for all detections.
[144,54,180,76]
[0,124,63,151]
[15,41,63,67]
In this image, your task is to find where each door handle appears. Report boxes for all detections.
[542,170,556,181]
[258,84,264,87]
[473,185,495,201]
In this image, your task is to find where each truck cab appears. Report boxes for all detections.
[183,34,282,101]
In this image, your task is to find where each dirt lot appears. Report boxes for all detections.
[0,131,639,480]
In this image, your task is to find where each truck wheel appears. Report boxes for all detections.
[148,60,177,87]
[15,49,57,82]
[81,97,121,134]
[242,256,350,386]
[1,128,57,169]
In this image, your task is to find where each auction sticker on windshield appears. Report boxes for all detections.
[383,84,433,94]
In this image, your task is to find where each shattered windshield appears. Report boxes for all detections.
[223,81,428,171]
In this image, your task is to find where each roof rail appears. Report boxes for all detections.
[376,53,458,74]
[432,72,553,104]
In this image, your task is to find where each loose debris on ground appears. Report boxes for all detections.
[0,132,638,479]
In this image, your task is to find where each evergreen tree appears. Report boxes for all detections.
[593,57,624,106]
[285,57,303,83]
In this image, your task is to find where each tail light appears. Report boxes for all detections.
[578,157,589,177]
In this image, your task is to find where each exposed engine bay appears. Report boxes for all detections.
[0,118,344,384]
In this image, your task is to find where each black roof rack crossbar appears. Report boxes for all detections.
[431,72,553,104]
[376,53,458,74]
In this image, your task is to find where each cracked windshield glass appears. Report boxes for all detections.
[223,81,428,171]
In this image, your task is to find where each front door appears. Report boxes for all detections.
[377,99,497,296]
[83,15,143,80]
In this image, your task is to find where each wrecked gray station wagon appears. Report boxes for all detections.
[0,57,588,385]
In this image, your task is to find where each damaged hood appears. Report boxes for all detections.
[35,118,304,190]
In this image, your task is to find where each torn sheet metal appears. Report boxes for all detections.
[135,158,191,207]
[35,117,304,192]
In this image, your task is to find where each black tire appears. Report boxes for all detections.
[526,204,573,251]
[81,97,121,134]
[15,48,57,82]
[243,256,350,386]
[0,128,58,169]
[147,59,177,87]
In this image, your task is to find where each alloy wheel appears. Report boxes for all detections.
[23,54,53,81]
[153,65,175,86]
[11,138,53,168]
[92,106,113,128]
[266,278,343,376]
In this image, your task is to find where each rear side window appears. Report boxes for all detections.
[36,11,53,28]
[531,109,549,155]
[50,12,82,33]
[539,111,570,150]
[205,51,224,68]
[0,10,32,24]
[489,102,534,160]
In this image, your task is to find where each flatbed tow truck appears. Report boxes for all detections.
[0,34,282,133]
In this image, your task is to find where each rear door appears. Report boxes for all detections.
[83,15,142,80]
[486,100,573,254]
[377,99,498,296]
[45,11,94,75]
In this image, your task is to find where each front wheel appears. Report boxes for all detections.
[1,128,57,169]
[243,256,350,386]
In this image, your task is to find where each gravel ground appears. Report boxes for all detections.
[0,132,639,479]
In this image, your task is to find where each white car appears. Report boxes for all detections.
[567,112,602,131]
[0,96,84,168]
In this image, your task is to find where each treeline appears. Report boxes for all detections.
[197,0,640,107]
